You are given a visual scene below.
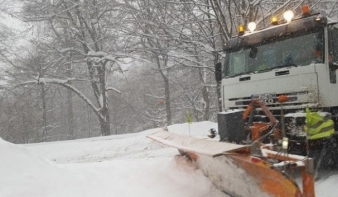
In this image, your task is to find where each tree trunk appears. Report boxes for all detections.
[197,64,211,120]
[86,104,92,137]
[41,84,47,141]
[100,120,110,136]
[84,59,111,136]
[155,55,172,126]
[67,87,74,139]
[99,62,111,136]
[99,107,110,136]
[202,85,210,120]
[163,76,172,125]
[66,56,74,139]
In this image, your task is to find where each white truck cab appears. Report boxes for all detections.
[219,15,338,112]
[215,12,338,146]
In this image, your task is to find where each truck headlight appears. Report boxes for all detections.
[283,10,294,23]
[282,137,289,150]
[248,22,256,33]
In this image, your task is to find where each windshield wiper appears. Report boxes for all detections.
[257,63,297,73]
[228,71,255,78]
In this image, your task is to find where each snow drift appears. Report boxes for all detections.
[0,122,225,197]
[0,121,337,197]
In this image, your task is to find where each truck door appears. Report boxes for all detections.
[328,25,338,84]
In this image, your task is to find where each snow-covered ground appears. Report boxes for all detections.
[0,121,337,197]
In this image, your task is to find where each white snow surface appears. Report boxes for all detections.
[0,121,337,197]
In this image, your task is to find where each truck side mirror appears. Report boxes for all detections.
[330,62,338,70]
[215,62,222,82]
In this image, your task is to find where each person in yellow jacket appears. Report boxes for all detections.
[305,108,337,172]
[305,108,334,140]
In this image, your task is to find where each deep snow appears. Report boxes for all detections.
[0,122,337,197]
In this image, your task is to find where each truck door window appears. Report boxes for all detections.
[329,25,338,84]
[228,52,248,76]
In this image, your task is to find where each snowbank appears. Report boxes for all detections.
[0,122,225,197]
[1,121,337,197]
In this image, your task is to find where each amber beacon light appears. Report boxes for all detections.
[302,5,310,16]
[271,16,278,25]
[238,25,245,35]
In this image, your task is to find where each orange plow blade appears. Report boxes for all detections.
[229,155,302,197]
[148,130,314,197]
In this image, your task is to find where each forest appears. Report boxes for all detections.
[0,0,337,143]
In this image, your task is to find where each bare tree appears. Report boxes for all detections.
[19,0,137,136]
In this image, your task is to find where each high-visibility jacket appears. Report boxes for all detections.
[305,108,335,140]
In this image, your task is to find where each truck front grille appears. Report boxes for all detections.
[227,91,313,110]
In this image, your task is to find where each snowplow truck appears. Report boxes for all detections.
[215,8,338,168]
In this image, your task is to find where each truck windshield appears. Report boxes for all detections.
[224,29,324,78]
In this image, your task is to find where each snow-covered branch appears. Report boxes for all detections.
[16,78,105,121]
[106,87,121,94]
